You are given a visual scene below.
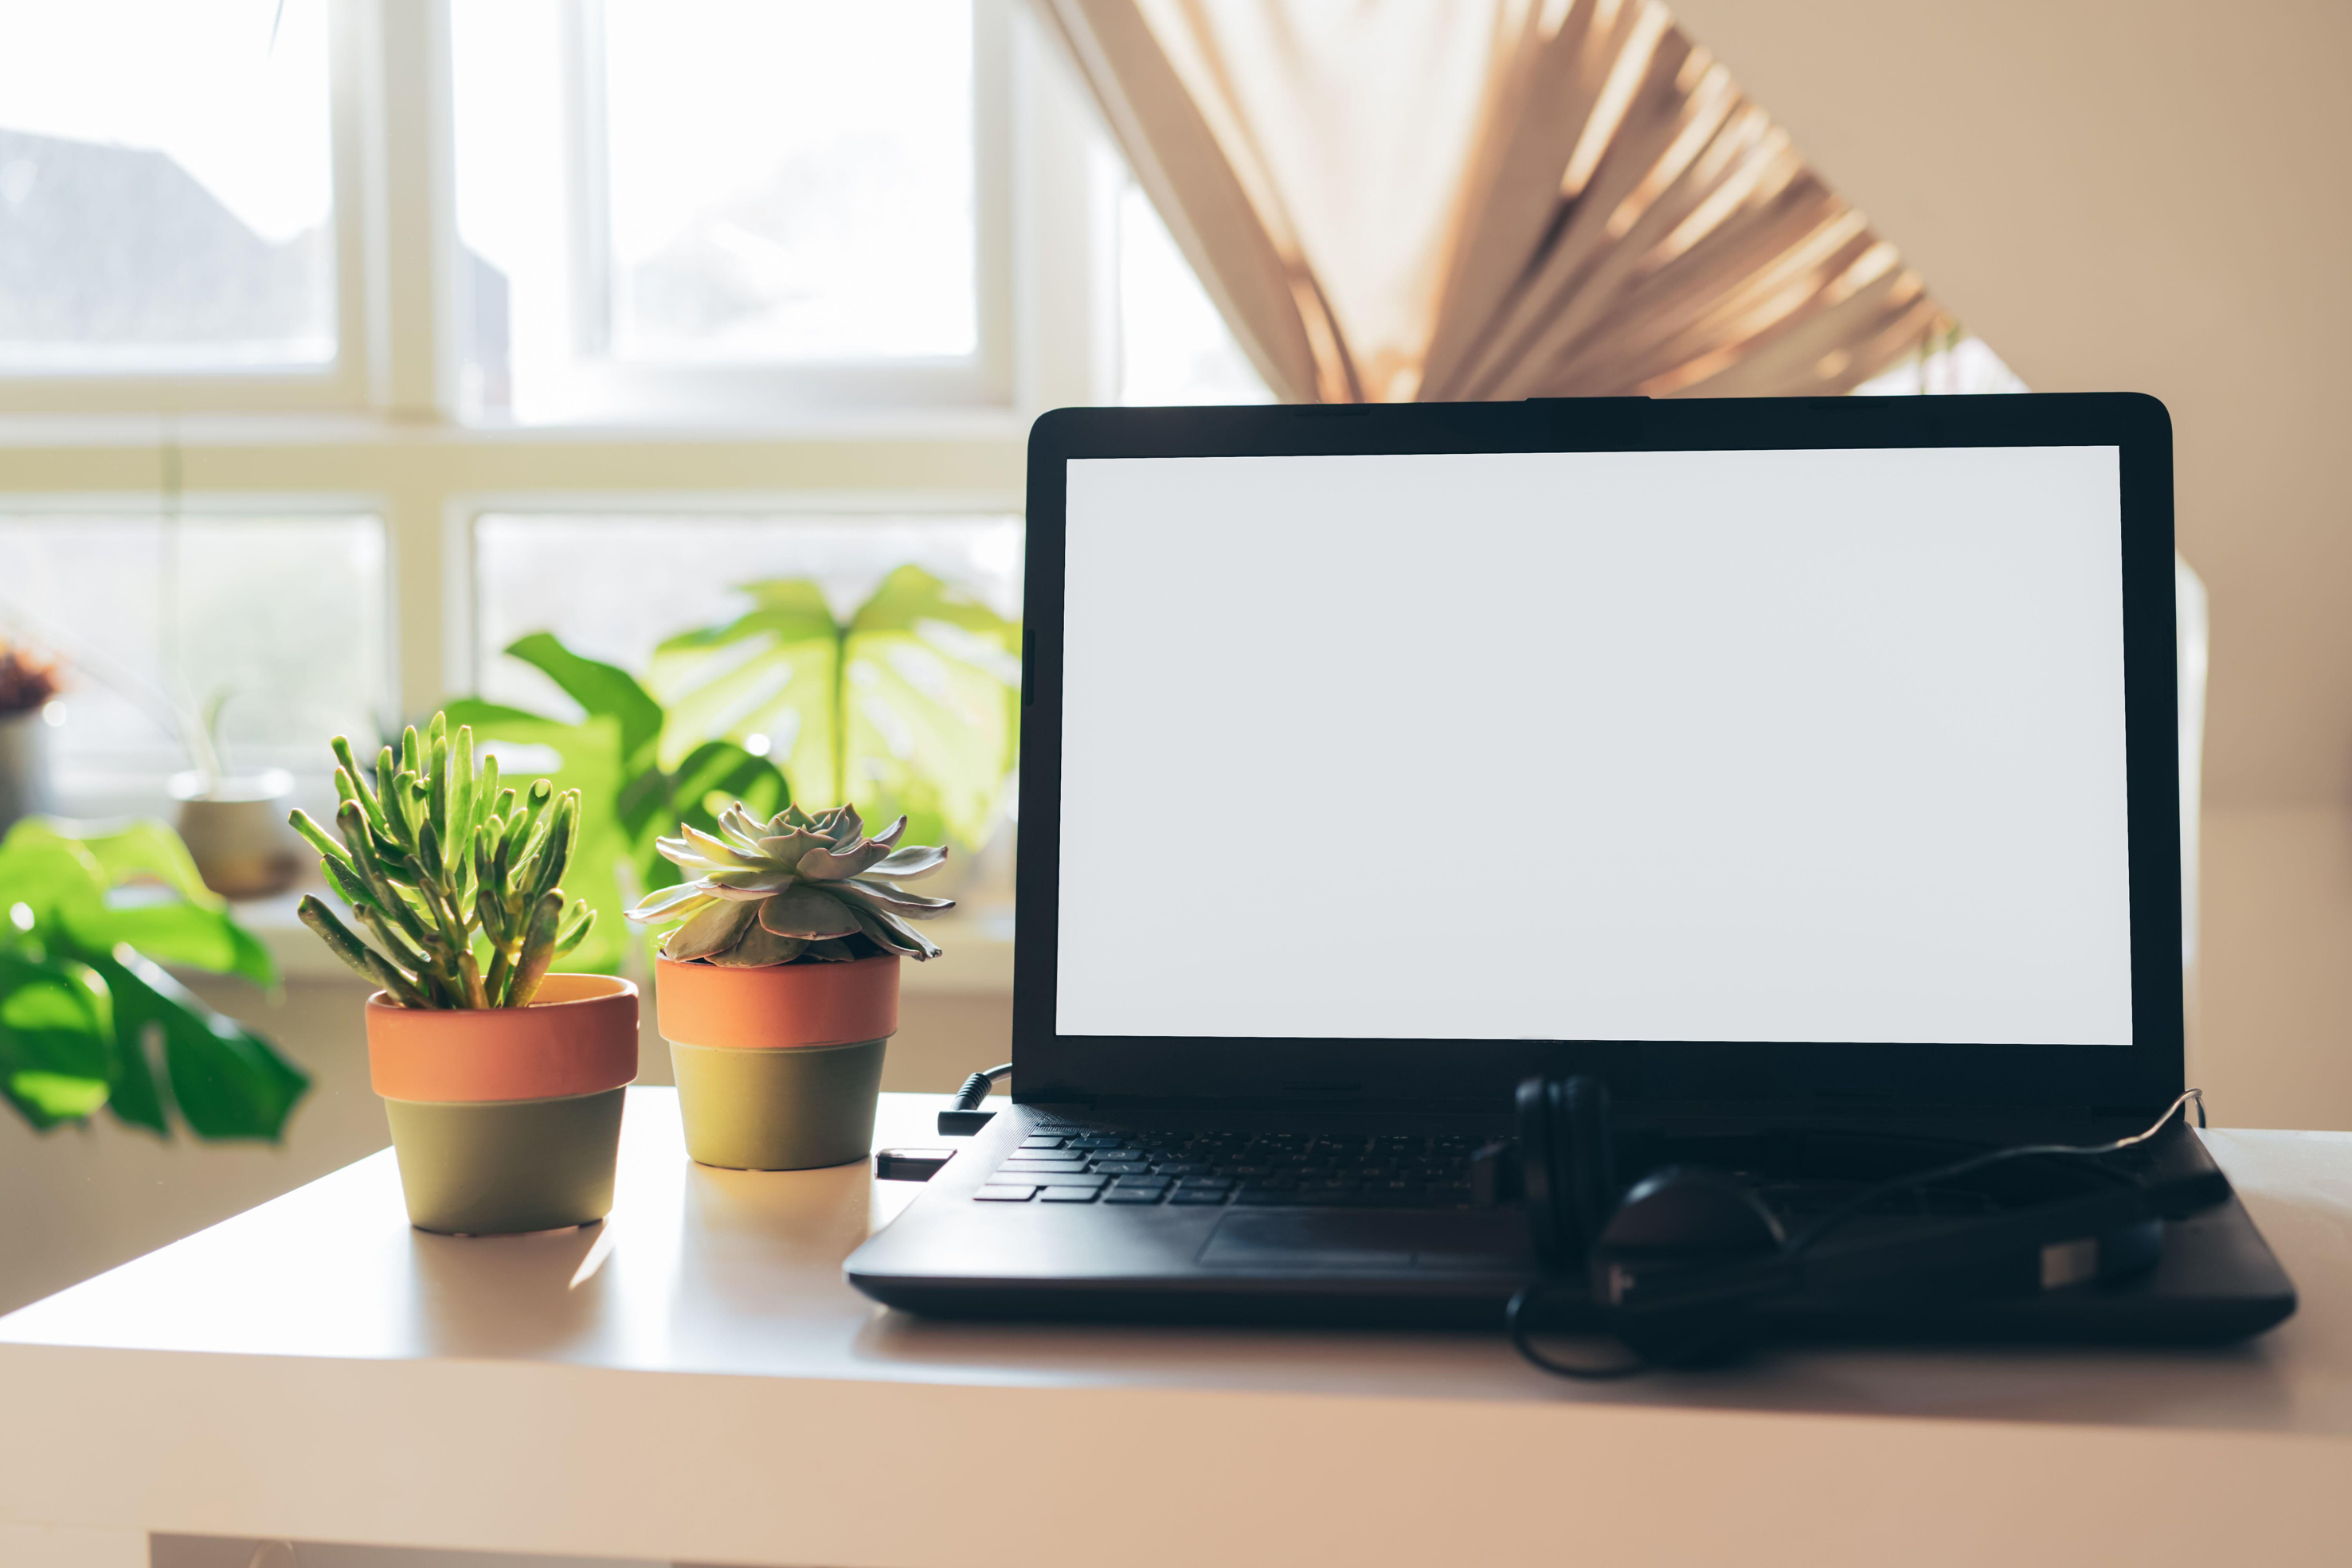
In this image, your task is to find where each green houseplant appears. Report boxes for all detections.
[444,632,790,975]
[291,714,640,1234]
[628,800,953,1170]
[648,565,1020,856]
[0,816,304,1139]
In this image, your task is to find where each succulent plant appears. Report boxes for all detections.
[289,713,596,1009]
[626,802,953,967]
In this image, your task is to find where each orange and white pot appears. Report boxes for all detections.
[655,953,896,1170]
[366,974,639,1234]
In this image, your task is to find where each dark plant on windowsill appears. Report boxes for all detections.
[0,640,61,715]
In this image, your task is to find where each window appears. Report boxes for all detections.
[451,0,1009,424]
[0,0,340,379]
[0,510,388,806]
[0,0,1119,840]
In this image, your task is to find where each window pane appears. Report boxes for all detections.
[452,0,976,409]
[0,0,335,371]
[605,0,975,362]
[476,514,1019,680]
[0,515,386,800]
[1117,180,1270,406]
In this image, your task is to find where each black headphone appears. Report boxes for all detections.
[1505,1073,2221,1376]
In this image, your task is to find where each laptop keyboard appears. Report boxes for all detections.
[974,1124,1484,1208]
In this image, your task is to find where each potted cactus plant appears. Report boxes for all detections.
[290,714,637,1235]
[627,800,953,1171]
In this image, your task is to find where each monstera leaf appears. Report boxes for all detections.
[0,819,303,1139]
[648,565,1019,851]
[450,633,789,970]
[648,578,839,784]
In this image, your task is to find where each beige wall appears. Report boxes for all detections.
[1670,0,2352,1125]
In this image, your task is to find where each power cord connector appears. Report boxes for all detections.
[939,1062,1012,1135]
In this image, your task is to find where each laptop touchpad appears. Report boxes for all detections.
[1199,1210,1528,1272]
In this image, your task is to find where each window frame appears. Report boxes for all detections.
[0,0,376,413]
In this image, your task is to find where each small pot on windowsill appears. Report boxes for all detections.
[0,705,58,835]
[170,768,305,898]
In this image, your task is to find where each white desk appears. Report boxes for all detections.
[3,1089,2348,1567]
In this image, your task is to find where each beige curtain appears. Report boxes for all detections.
[1039,0,1944,402]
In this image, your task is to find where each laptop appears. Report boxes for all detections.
[846,393,2296,1343]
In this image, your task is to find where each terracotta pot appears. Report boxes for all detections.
[655,953,897,1171]
[169,769,305,897]
[366,973,639,1234]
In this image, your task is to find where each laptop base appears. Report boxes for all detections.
[845,1106,2297,1346]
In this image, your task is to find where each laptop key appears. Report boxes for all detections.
[1039,1187,1100,1202]
[1169,1188,1232,1205]
[1094,1160,1153,1175]
[974,1185,1038,1201]
[1102,1187,1165,1203]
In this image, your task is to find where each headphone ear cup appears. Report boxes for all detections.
[1516,1073,1618,1269]
[1515,1074,1569,1267]
[1559,1073,1615,1254]
[1588,1167,1789,1365]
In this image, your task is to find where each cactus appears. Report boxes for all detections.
[625,801,952,967]
[288,712,595,1008]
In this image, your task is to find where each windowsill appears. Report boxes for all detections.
[223,890,1016,997]
[0,407,1039,450]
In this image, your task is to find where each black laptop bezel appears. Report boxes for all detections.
[1012,393,2182,1118]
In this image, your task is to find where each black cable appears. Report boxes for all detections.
[1506,1281,1650,1380]
[1508,1088,2208,1383]
[1783,1088,2205,1261]
[953,1062,1012,1112]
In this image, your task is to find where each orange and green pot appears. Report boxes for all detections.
[655,953,896,1171]
[366,974,639,1234]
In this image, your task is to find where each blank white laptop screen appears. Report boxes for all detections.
[1055,447,2134,1048]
